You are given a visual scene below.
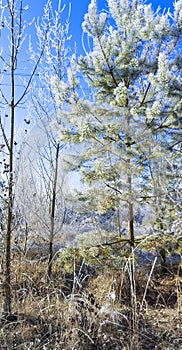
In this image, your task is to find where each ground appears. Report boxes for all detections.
[0,242,181,349]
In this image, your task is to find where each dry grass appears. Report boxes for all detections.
[0,248,181,350]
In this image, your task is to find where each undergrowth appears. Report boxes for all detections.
[0,238,181,349]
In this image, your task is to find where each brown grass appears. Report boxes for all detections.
[0,248,181,349]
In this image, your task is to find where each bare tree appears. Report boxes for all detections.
[15,1,72,279]
[15,122,66,277]
[30,1,71,279]
[0,0,48,319]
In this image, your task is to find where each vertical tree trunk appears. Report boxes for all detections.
[23,221,29,256]
[2,0,15,319]
[126,114,135,249]
[47,142,60,280]
[127,178,134,248]
[3,131,14,317]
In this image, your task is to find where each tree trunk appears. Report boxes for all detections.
[2,0,15,319]
[47,143,60,280]
[128,195,134,248]
[126,114,135,249]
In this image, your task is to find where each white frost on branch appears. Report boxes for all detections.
[174,0,182,30]
[112,82,128,107]
[157,52,170,87]
[82,0,107,37]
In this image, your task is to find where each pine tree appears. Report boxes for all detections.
[53,0,182,246]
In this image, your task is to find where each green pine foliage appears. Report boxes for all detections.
[53,0,182,240]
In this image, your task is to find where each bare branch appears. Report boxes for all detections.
[15,29,49,107]
[0,115,10,151]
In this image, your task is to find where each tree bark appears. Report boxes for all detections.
[126,114,135,249]
[47,142,60,280]
[2,0,15,318]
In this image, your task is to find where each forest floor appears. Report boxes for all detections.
[0,243,181,350]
